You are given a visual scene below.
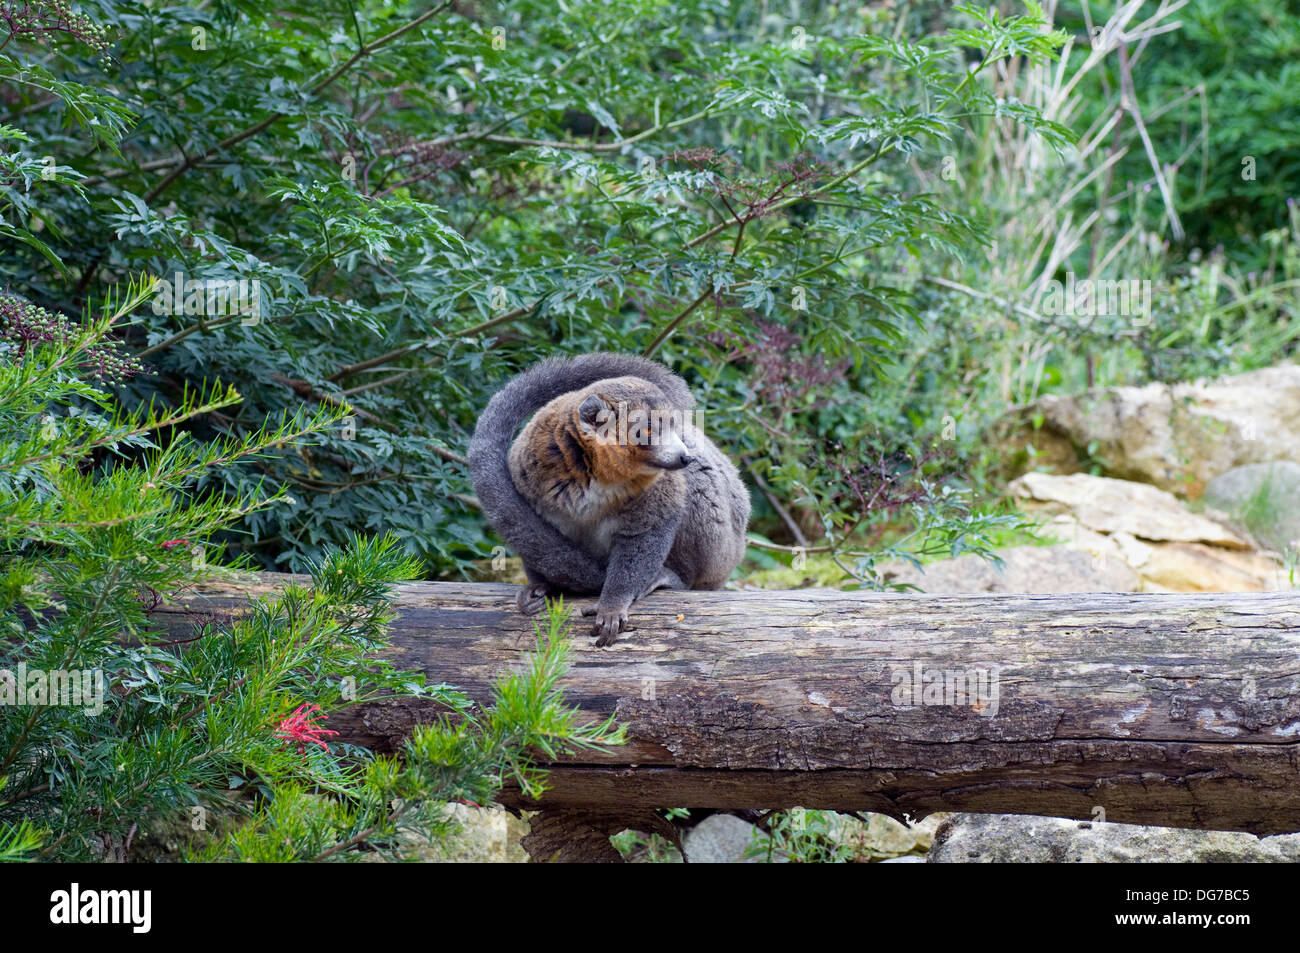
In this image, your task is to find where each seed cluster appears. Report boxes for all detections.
[0,294,142,382]
[0,1,113,66]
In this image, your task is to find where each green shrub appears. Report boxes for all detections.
[3,0,1072,574]
[0,290,619,860]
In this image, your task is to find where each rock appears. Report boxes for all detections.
[889,474,1285,594]
[682,814,779,863]
[400,804,529,863]
[1010,472,1249,548]
[879,854,926,863]
[1203,461,1300,555]
[828,812,947,859]
[1008,473,1288,592]
[1004,364,1300,497]
[928,813,1300,863]
[1111,536,1290,592]
[676,810,942,863]
[883,545,1139,593]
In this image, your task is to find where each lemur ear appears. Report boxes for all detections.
[578,394,609,426]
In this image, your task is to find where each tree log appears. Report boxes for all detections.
[158,574,1300,836]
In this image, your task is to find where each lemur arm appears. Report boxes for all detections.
[468,352,695,595]
[584,517,683,646]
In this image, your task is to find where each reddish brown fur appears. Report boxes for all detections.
[514,384,667,493]
[507,379,690,565]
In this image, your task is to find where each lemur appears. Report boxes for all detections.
[468,353,751,646]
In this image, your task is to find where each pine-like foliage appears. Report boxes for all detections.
[0,292,620,861]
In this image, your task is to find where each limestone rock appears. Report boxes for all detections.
[1010,472,1249,548]
[928,813,1300,863]
[1202,461,1300,555]
[1008,473,1288,592]
[1005,364,1300,496]
[828,812,947,860]
[882,544,1139,593]
[682,813,778,863]
[411,804,530,863]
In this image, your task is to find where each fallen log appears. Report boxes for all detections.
[157,574,1300,848]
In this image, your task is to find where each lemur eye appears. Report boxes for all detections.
[651,407,676,438]
[626,409,649,444]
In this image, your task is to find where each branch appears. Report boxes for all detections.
[384,106,715,157]
[642,287,713,358]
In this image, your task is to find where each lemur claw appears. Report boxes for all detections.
[590,607,629,647]
[517,584,550,615]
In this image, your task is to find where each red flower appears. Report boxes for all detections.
[275,703,339,755]
[160,539,186,549]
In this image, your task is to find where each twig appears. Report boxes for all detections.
[748,466,808,548]
[1116,43,1184,241]
[642,287,713,358]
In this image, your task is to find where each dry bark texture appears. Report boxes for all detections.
[157,574,1300,838]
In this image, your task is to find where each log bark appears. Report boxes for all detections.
[156,574,1300,837]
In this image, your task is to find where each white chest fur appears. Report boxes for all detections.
[538,481,631,560]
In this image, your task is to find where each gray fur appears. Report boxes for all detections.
[469,353,750,644]
[468,353,695,594]
[665,432,751,590]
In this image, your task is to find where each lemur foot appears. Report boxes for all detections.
[517,583,551,615]
[637,567,686,601]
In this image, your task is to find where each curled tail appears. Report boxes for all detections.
[468,352,694,593]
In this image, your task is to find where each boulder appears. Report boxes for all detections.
[676,810,944,862]
[1202,461,1300,555]
[828,812,946,860]
[362,803,530,862]
[682,813,778,863]
[1005,364,1300,497]
[1009,473,1287,592]
[1010,472,1248,547]
[928,813,1300,863]
[885,472,1285,594]
[882,544,1139,593]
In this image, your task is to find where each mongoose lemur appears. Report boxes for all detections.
[469,353,750,646]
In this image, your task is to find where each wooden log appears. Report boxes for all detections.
[157,574,1300,837]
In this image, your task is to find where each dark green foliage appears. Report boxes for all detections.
[1064,0,1300,260]
[3,0,1074,574]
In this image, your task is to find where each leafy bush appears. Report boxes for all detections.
[3,0,1075,577]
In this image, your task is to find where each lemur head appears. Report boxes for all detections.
[573,376,694,476]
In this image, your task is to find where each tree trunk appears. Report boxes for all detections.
[157,574,1300,838]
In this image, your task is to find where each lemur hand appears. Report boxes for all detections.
[582,603,631,647]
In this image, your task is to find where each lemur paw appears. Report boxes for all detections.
[583,605,630,647]
[517,584,550,616]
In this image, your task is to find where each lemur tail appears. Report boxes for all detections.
[467,353,694,593]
